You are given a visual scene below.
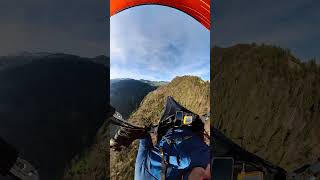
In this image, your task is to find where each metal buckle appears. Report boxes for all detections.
[9,158,39,180]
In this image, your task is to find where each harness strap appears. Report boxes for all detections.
[111,113,142,129]
[159,134,193,180]
[160,147,167,180]
[111,112,158,132]
[166,142,171,177]
[160,136,174,180]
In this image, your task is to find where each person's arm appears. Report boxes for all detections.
[135,133,153,164]
[134,133,153,180]
[0,137,19,176]
[187,164,211,180]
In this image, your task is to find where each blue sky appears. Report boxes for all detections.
[213,0,320,61]
[110,5,210,81]
[0,0,107,57]
[2,0,318,62]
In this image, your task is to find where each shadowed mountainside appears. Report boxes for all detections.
[212,44,320,171]
[0,54,108,180]
[109,79,161,139]
[110,79,158,119]
[61,56,110,180]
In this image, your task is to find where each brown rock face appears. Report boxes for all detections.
[212,44,320,171]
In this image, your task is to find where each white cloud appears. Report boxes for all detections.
[110,5,210,81]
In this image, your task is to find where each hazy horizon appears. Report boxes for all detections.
[110,75,210,82]
[213,0,320,62]
[0,0,107,58]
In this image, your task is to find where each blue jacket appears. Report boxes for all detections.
[134,128,210,180]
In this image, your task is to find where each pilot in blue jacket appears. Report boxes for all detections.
[134,127,211,180]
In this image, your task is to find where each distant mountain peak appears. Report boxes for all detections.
[0,52,107,69]
[17,51,52,57]
[139,79,169,87]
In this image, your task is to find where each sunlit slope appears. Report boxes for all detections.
[212,44,320,171]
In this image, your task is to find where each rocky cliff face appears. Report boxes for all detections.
[61,56,109,180]
[110,79,157,119]
[110,75,210,180]
[212,44,320,171]
[0,54,108,180]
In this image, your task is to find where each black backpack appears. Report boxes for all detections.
[156,96,205,142]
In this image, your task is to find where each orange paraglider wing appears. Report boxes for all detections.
[110,0,210,30]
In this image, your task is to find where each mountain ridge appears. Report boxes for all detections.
[0,53,108,70]
[0,54,108,180]
[212,43,320,171]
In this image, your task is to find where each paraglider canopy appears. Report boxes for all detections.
[110,0,210,30]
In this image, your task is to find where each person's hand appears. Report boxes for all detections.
[110,126,148,151]
[188,164,211,180]
[110,138,123,151]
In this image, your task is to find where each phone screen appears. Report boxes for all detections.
[176,111,183,121]
[213,158,234,180]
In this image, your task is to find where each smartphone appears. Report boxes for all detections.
[175,111,183,127]
[213,157,234,180]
